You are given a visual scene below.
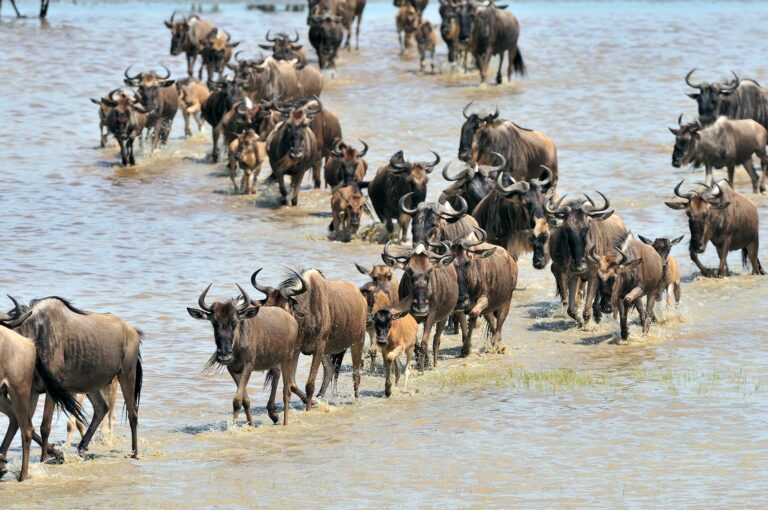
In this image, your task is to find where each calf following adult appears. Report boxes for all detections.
[638,235,683,307]
[330,183,366,241]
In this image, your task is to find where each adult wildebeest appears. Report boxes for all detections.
[101,91,150,166]
[90,89,124,148]
[415,20,437,73]
[229,129,267,194]
[201,77,242,162]
[638,235,684,308]
[544,192,628,326]
[383,242,458,370]
[124,66,179,149]
[466,1,525,84]
[439,0,468,67]
[395,0,420,54]
[669,114,768,193]
[368,150,440,242]
[187,284,307,426]
[254,56,323,101]
[0,309,84,482]
[266,104,322,206]
[472,166,553,258]
[165,12,216,78]
[329,183,366,241]
[2,296,143,460]
[459,103,558,186]
[399,193,478,246]
[254,269,366,409]
[325,139,368,187]
[309,13,345,70]
[259,30,309,65]
[201,30,240,83]
[685,69,768,129]
[590,234,664,341]
[665,180,764,277]
[441,152,506,213]
[176,78,210,137]
[451,229,517,355]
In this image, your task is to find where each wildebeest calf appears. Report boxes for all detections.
[416,20,437,73]
[229,129,267,194]
[330,183,366,241]
[639,235,683,308]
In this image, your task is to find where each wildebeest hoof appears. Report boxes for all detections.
[268,412,279,424]
[291,198,298,206]
[130,452,139,460]
[460,347,470,357]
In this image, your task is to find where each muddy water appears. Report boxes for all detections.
[1,1,768,507]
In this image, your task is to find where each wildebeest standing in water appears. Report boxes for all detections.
[395,0,420,54]
[90,89,124,148]
[329,183,366,241]
[665,180,765,277]
[685,69,768,129]
[124,66,179,150]
[368,150,441,242]
[669,114,768,193]
[439,0,470,69]
[101,91,150,166]
[187,284,308,426]
[370,304,418,397]
[0,305,84,482]
[325,139,369,188]
[229,129,267,194]
[441,152,506,214]
[2,296,143,460]
[201,30,240,84]
[399,193,477,246]
[309,14,345,70]
[176,78,210,137]
[259,31,309,66]
[638,235,684,308]
[416,20,437,73]
[468,1,525,85]
[164,12,217,79]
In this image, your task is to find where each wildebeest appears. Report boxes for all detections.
[669,114,768,193]
[665,180,764,277]
[187,284,307,426]
[383,242,458,369]
[439,0,469,67]
[368,150,440,242]
[355,263,401,304]
[259,30,308,65]
[90,88,124,148]
[638,235,683,308]
[266,104,322,206]
[459,103,558,186]
[124,66,179,149]
[229,129,267,194]
[441,152,506,213]
[201,77,242,162]
[66,379,118,448]
[165,12,216,78]
[309,13,345,70]
[3,296,143,460]
[399,193,478,246]
[415,20,437,73]
[221,97,274,151]
[101,91,150,166]
[451,229,517,355]
[395,0,420,54]
[467,1,525,84]
[590,234,664,341]
[329,183,366,241]
[325,139,368,187]
[544,192,628,326]
[370,305,417,397]
[254,56,323,101]
[176,78,210,136]
[685,69,768,129]
[472,166,553,258]
[201,30,240,83]
[0,307,84,482]
[358,265,400,373]
[256,269,366,409]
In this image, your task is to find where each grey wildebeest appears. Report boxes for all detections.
[2,296,143,460]
[187,284,307,426]
[329,183,366,241]
[459,103,558,186]
[165,12,216,79]
[259,31,309,66]
[0,306,84,482]
[451,228,517,355]
[685,69,768,129]
[176,78,210,136]
[309,13,345,70]
[665,180,764,277]
[253,269,367,409]
[201,30,240,83]
[472,166,553,258]
[325,139,368,188]
[124,66,179,149]
[441,152,506,213]
[590,234,664,341]
[466,1,525,84]
[670,114,768,193]
[90,88,124,148]
[229,129,267,194]
[368,150,441,242]
[544,192,628,326]
[101,91,150,166]
[638,235,683,308]
[266,104,322,206]
[383,241,458,370]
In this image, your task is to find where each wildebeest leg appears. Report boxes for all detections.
[356,14,362,50]
[182,109,192,137]
[566,276,582,325]
[0,393,58,461]
[746,240,765,275]
[66,394,87,445]
[582,277,598,325]
[495,51,505,85]
[417,316,434,370]
[116,362,140,459]
[398,30,404,54]
[716,240,731,277]
[350,334,364,400]
[312,160,322,189]
[727,165,735,189]
[673,281,682,303]
[403,346,414,390]
[288,352,310,405]
[6,382,33,482]
[457,313,469,356]
[384,358,394,397]
[211,125,221,162]
[618,300,629,341]
[743,159,760,193]
[317,353,337,398]
[494,300,511,348]
[7,0,23,17]
[279,360,293,426]
[642,293,657,335]
[462,314,477,357]
[592,290,603,324]
[506,49,514,82]
[127,138,136,166]
[78,391,108,456]
[476,50,492,84]
[759,152,768,192]
[432,319,447,367]
[265,367,280,425]
[633,297,646,325]
[151,121,161,150]
[118,138,128,166]
[305,350,324,411]
[289,172,302,206]
[705,164,713,187]
[39,395,57,463]
[227,364,254,425]
[689,250,712,277]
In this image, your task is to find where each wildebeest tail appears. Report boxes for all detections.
[134,353,143,410]
[35,352,86,423]
[263,369,275,389]
[332,351,344,382]
[742,248,765,274]
[513,49,526,76]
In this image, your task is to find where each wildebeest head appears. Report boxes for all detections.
[204,30,240,74]
[280,105,319,160]
[664,180,729,254]
[330,139,369,186]
[442,152,506,211]
[103,92,149,140]
[528,217,553,270]
[334,185,366,230]
[450,229,496,311]
[250,268,308,317]
[684,69,739,124]
[382,242,454,317]
[638,234,684,268]
[0,295,33,330]
[356,263,397,295]
[459,102,499,161]
[124,66,175,113]
[455,0,477,43]
[388,150,441,204]
[233,129,263,165]
[372,308,410,345]
[187,284,260,364]
[164,11,189,56]
[668,114,702,168]
[544,191,614,274]
[495,165,553,225]
[260,30,303,61]
[400,3,421,33]
[400,193,468,245]
[588,242,641,315]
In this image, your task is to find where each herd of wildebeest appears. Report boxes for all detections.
[1,0,766,484]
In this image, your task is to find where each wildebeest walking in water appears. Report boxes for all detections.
[638,235,684,308]
[465,1,526,85]
[100,90,150,166]
[164,12,217,79]
[124,66,179,150]
[685,69,768,129]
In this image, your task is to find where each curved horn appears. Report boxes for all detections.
[399,192,419,215]
[330,139,344,159]
[235,284,251,312]
[461,227,486,249]
[544,193,569,216]
[703,181,723,203]
[158,65,171,80]
[0,295,31,329]
[532,165,553,188]
[462,100,474,119]
[685,68,702,89]
[674,179,694,200]
[487,105,500,121]
[439,195,467,219]
[585,191,611,216]
[615,247,629,266]
[124,65,141,82]
[274,101,293,115]
[265,30,276,42]
[390,151,411,171]
[198,283,213,312]
[291,30,300,43]
[477,152,506,176]
[357,139,369,157]
[442,160,471,182]
[281,270,308,298]
[303,96,322,115]
[423,150,441,169]
[495,171,530,195]
[234,50,247,63]
[588,246,601,265]
[677,113,684,127]
[250,268,274,295]
[721,71,740,92]
[383,240,411,262]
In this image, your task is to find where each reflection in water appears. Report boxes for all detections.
[1,1,767,506]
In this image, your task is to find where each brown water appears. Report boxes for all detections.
[1,1,768,507]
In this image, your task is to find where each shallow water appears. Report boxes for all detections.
[1,0,768,507]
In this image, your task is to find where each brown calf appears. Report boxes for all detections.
[228,129,267,194]
[330,184,366,241]
[416,20,437,73]
[176,78,210,136]
[325,139,369,188]
[371,306,418,397]
[638,235,684,307]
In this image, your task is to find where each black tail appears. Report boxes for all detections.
[358,180,370,189]
[742,247,765,274]
[331,351,344,382]
[134,353,143,410]
[263,369,275,389]
[35,353,86,423]
[513,49,526,76]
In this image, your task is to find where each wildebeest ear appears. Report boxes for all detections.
[668,127,679,135]
[90,98,102,105]
[478,247,496,258]
[160,80,176,88]
[238,306,260,319]
[258,44,273,50]
[291,45,303,51]
[638,235,653,245]
[664,201,688,210]
[622,258,643,270]
[686,93,700,100]
[496,4,509,9]
[670,235,684,246]
[229,41,241,48]
[164,20,172,28]
[393,310,410,320]
[187,308,209,320]
[355,263,372,276]
[711,201,730,210]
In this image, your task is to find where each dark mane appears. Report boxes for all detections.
[30,296,90,315]
[277,268,324,291]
